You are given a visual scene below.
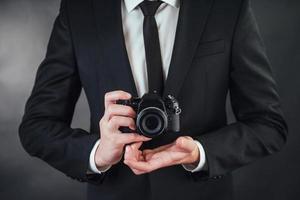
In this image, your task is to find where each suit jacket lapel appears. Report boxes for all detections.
[163,0,214,99]
[92,0,138,97]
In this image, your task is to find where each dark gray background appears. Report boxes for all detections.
[0,0,299,199]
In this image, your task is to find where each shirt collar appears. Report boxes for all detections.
[124,0,180,13]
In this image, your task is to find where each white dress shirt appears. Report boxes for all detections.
[89,0,206,174]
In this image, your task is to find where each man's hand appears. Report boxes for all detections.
[95,91,152,170]
[123,136,200,175]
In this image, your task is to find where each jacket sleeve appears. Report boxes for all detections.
[195,0,288,179]
[18,0,102,183]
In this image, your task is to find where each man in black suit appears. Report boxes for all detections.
[19,0,288,200]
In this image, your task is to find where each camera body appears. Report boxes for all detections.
[116,93,181,138]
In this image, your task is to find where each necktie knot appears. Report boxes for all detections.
[139,1,163,16]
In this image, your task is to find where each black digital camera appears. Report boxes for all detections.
[116,93,181,138]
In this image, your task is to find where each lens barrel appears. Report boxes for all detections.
[136,107,168,138]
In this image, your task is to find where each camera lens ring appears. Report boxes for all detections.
[137,107,168,137]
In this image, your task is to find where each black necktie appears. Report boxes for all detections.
[139,1,164,96]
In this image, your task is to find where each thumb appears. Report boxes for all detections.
[131,142,143,150]
[175,137,196,152]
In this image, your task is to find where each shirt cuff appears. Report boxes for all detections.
[182,140,206,173]
[89,139,111,174]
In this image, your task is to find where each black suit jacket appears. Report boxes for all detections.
[19,0,288,199]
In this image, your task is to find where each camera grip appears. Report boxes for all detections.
[119,126,135,133]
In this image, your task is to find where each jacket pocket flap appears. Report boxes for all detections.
[195,39,225,58]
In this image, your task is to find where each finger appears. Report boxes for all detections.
[130,168,145,175]
[130,166,147,175]
[124,145,135,160]
[142,143,173,156]
[116,133,152,145]
[125,150,187,173]
[124,159,159,173]
[139,154,145,161]
[131,142,143,150]
[125,153,173,172]
[124,144,143,161]
[108,116,136,130]
[142,143,174,160]
[144,152,154,161]
[175,137,197,152]
[150,150,188,163]
[104,104,136,121]
[124,160,147,175]
[104,90,131,109]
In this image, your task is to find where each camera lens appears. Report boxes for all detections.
[137,107,168,138]
[142,114,162,134]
